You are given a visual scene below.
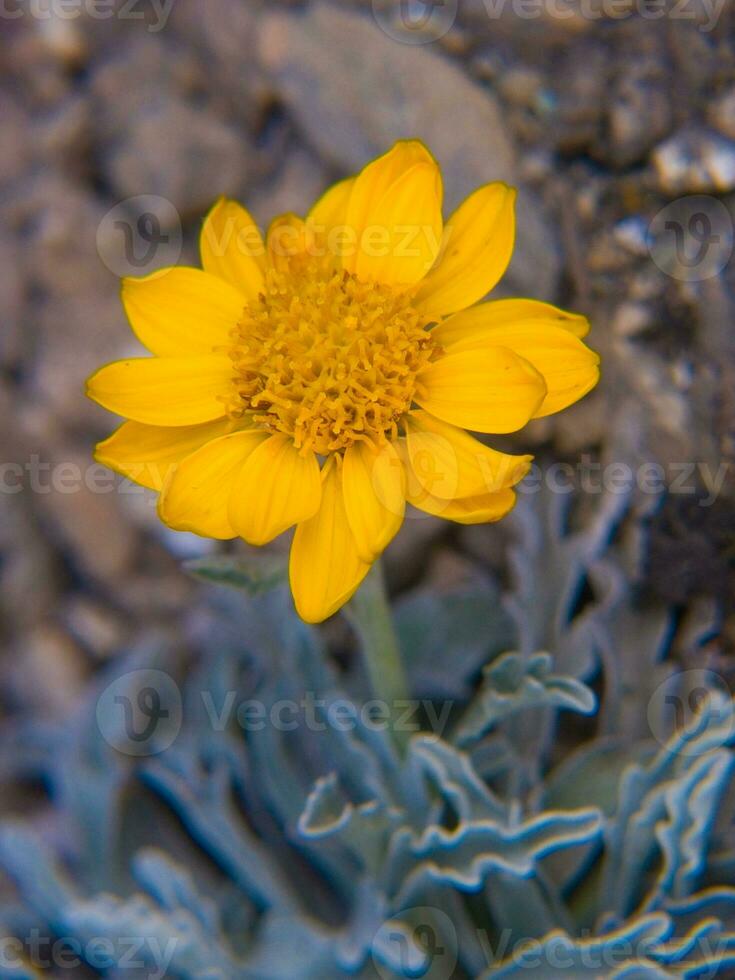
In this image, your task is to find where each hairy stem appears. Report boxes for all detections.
[347,560,409,748]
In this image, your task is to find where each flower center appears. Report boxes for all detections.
[225,257,439,455]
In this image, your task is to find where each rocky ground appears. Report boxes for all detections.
[1,0,734,797]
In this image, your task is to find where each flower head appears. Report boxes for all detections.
[88,140,599,623]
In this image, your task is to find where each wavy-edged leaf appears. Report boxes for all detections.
[184,552,288,595]
[457,652,596,744]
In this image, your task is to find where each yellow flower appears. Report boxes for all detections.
[87,140,599,623]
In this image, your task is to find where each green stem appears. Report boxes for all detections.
[347,560,409,746]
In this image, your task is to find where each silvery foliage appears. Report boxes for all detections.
[0,486,732,979]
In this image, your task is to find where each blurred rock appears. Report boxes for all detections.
[710,88,735,140]
[3,25,74,108]
[694,276,735,483]
[586,230,634,274]
[423,547,488,594]
[666,21,724,99]
[10,175,130,426]
[0,488,60,634]
[90,33,256,216]
[12,624,88,717]
[438,25,474,58]
[89,36,207,144]
[383,514,448,593]
[12,175,107,299]
[609,337,694,459]
[612,302,652,338]
[62,597,127,660]
[248,143,329,228]
[469,49,504,84]
[518,148,553,185]
[116,568,196,618]
[0,238,26,372]
[605,61,672,168]
[35,449,137,587]
[168,0,269,126]
[652,127,735,194]
[36,95,92,179]
[33,293,130,428]
[553,41,608,154]
[105,101,251,219]
[259,2,560,298]
[36,9,87,67]
[613,216,649,257]
[648,496,733,604]
[0,94,33,184]
[460,0,592,40]
[497,66,545,110]
[259,4,512,199]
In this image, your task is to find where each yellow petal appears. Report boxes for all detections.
[408,486,518,525]
[434,297,590,344]
[86,354,233,426]
[434,313,600,418]
[342,441,406,562]
[306,176,357,264]
[267,212,310,268]
[344,140,443,285]
[289,458,370,624]
[403,411,532,500]
[353,164,443,286]
[307,176,356,232]
[94,418,236,491]
[199,197,266,299]
[416,346,546,433]
[229,434,322,546]
[415,182,516,318]
[158,429,267,539]
[121,268,245,357]
[346,140,441,235]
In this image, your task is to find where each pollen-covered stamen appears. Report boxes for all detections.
[226,257,440,455]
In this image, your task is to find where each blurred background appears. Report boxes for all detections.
[1,0,735,975]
